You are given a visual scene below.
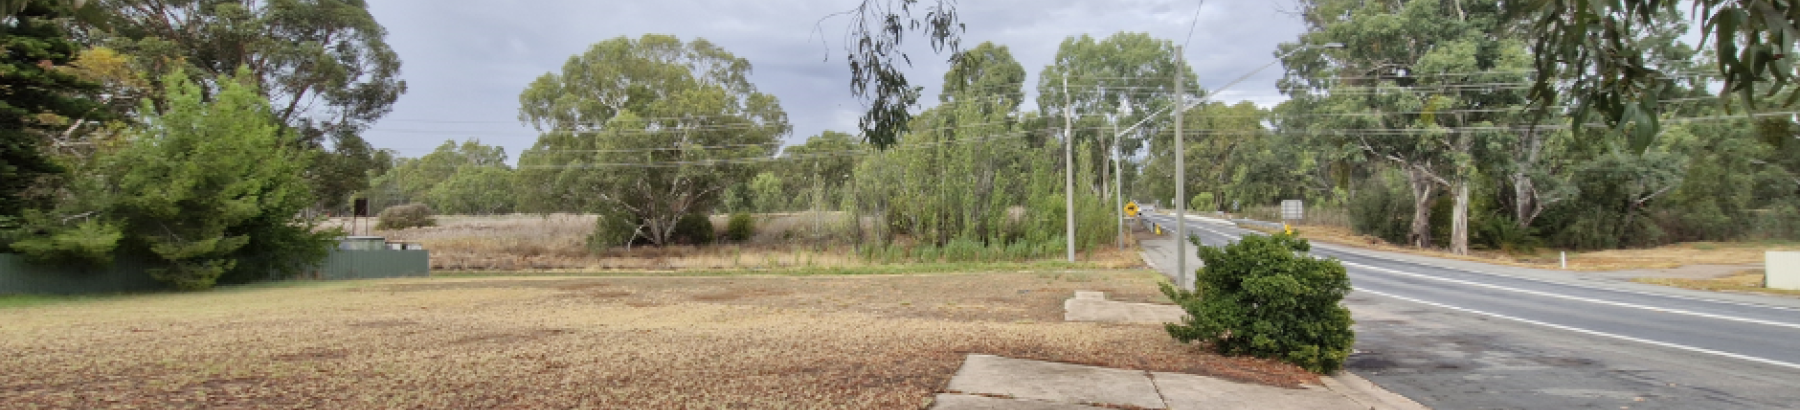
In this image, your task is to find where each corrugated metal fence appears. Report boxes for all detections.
[0,249,430,295]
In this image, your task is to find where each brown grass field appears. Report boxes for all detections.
[320,213,1142,272]
[0,270,1314,409]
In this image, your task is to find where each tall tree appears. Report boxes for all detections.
[91,0,406,210]
[0,0,103,220]
[1037,32,1198,199]
[1278,0,1527,254]
[516,35,788,246]
[12,69,330,289]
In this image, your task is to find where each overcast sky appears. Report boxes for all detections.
[360,0,1310,161]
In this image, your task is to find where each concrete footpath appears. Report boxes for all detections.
[928,285,1428,409]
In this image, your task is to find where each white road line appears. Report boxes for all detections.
[1314,242,1800,312]
[1344,260,1800,330]
[1154,215,1800,313]
[1356,288,1800,371]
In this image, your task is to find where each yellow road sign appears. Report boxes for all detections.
[1124,201,1139,217]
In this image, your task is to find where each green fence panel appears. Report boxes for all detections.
[0,254,168,295]
[310,249,430,280]
[2,249,430,295]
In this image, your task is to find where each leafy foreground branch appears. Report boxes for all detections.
[1161,233,1354,374]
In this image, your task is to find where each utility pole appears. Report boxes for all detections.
[1114,117,1124,250]
[1174,45,1188,290]
[1063,74,1076,263]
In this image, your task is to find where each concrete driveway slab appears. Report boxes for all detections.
[943,354,1167,409]
[931,394,1109,410]
[1153,371,1365,410]
[1063,293,1187,324]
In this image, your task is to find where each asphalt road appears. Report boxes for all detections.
[1138,213,1800,409]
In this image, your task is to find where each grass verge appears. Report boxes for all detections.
[1251,223,1799,271]
[1632,270,1800,297]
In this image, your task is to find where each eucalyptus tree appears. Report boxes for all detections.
[515,34,789,246]
[1037,32,1199,197]
[1277,0,1529,254]
[89,0,405,211]
[780,130,862,207]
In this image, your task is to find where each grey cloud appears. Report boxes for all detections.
[362,0,1308,160]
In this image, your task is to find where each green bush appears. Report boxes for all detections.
[1471,213,1542,254]
[1161,233,1354,374]
[586,207,639,253]
[913,245,940,263]
[375,203,437,230]
[943,237,984,262]
[672,214,715,245]
[724,213,756,242]
[1005,240,1033,261]
[1348,170,1412,244]
[1191,192,1216,212]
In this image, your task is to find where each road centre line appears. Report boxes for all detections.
[1342,260,1800,330]
[1356,288,1800,371]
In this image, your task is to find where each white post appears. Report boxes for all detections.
[1560,251,1567,269]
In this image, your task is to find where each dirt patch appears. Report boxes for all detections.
[273,348,348,362]
[449,328,572,345]
[690,288,791,301]
[348,319,417,328]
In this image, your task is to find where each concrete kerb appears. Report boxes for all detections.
[1319,371,1432,410]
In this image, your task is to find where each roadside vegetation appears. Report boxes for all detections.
[1634,270,1800,297]
[1162,234,1354,374]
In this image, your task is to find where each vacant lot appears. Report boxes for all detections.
[0,270,1311,409]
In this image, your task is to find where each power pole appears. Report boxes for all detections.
[1114,118,1124,250]
[1174,45,1189,290]
[1063,74,1076,263]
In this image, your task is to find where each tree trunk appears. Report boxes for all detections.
[1406,167,1437,248]
[1450,181,1470,255]
[1511,171,1534,228]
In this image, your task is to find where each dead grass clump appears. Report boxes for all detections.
[1275,224,1800,271]
[1634,269,1800,297]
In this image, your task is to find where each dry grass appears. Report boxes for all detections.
[1266,224,1800,271]
[0,271,1315,409]
[1633,269,1800,297]
[317,214,1140,272]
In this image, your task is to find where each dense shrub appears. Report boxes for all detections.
[724,213,756,242]
[1191,192,1216,212]
[1471,213,1542,254]
[672,214,715,245]
[586,207,639,253]
[375,204,437,231]
[942,237,984,262]
[1348,170,1412,245]
[1161,233,1354,374]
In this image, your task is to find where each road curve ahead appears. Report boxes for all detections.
[1139,213,1800,409]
